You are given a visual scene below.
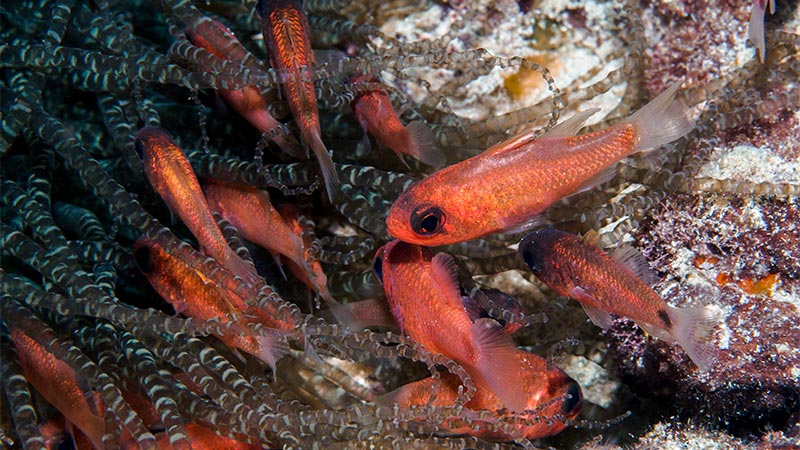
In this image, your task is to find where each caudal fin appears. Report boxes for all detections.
[667,305,721,372]
[225,248,261,287]
[627,83,695,154]
[405,121,445,168]
[308,130,338,201]
[471,318,528,412]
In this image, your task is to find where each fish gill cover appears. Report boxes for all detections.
[0,0,798,449]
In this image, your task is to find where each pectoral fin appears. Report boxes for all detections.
[570,286,614,329]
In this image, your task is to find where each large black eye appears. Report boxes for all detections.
[372,253,384,283]
[562,381,583,416]
[134,138,146,160]
[410,206,445,236]
[518,233,543,275]
[133,245,153,274]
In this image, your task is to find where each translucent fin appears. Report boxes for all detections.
[325,298,397,331]
[357,132,372,157]
[470,318,527,412]
[430,253,461,295]
[666,305,721,372]
[541,108,600,139]
[460,294,483,321]
[570,286,614,329]
[225,248,260,286]
[568,165,616,196]
[749,0,767,63]
[627,83,695,154]
[308,130,338,202]
[273,133,305,159]
[502,212,548,235]
[612,245,660,286]
[579,230,601,247]
[406,121,445,168]
[255,333,290,372]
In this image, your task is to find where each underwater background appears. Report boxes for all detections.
[1,0,798,448]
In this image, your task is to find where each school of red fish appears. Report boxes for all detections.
[16,0,789,446]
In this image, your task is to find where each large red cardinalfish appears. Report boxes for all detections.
[519,229,720,371]
[386,84,694,246]
[373,240,528,412]
[350,75,444,168]
[186,18,302,157]
[135,127,260,286]
[9,326,106,450]
[256,0,338,200]
[133,237,288,369]
[381,349,582,441]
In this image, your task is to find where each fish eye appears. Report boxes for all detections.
[410,205,445,236]
[134,138,146,160]
[562,381,583,416]
[372,247,384,284]
[133,245,153,274]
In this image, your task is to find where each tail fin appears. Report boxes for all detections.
[308,130,338,201]
[749,0,768,63]
[224,248,261,287]
[667,305,721,372]
[627,83,695,154]
[470,318,527,412]
[405,121,445,168]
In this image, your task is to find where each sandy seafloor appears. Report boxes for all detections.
[380,0,800,448]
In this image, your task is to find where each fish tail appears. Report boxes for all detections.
[627,83,695,154]
[308,130,338,201]
[405,121,445,168]
[470,318,528,412]
[225,248,260,286]
[749,0,767,63]
[667,305,722,372]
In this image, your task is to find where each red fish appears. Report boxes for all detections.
[373,240,528,412]
[203,180,309,278]
[133,237,287,368]
[749,0,776,63]
[135,126,259,286]
[350,75,443,167]
[518,229,720,371]
[10,326,106,450]
[256,0,338,200]
[386,84,694,246]
[382,349,582,440]
[186,19,302,156]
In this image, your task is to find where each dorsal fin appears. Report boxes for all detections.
[430,253,461,295]
[540,108,600,139]
[612,245,660,286]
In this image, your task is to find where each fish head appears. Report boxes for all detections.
[372,240,431,286]
[386,184,476,246]
[518,228,574,288]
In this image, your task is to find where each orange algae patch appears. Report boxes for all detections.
[503,57,559,100]
[717,272,780,296]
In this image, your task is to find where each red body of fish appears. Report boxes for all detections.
[186,19,300,154]
[135,126,259,286]
[257,0,337,199]
[519,228,719,371]
[133,237,287,367]
[351,75,442,167]
[385,349,582,440]
[10,326,105,450]
[374,240,527,412]
[386,84,693,246]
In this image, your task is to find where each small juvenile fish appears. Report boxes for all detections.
[256,0,338,200]
[10,326,106,450]
[350,75,443,168]
[133,237,287,368]
[749,0,776,63]
[373,240,528,412]
[381,349,582,440]
[386,84,694,246]
[518,228,719,371]
[135,127,259,286]
[186,19,302,156]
